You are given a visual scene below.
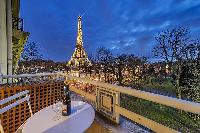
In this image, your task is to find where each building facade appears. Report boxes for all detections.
[0,0,29,83]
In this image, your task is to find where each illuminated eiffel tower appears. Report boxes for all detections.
[68,16,91,71]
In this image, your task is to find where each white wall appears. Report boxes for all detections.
[0,0,8,77]
[0,0,12,83]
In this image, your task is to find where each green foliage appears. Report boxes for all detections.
[142,77,176,95]
[121,94,200,132]
[180,60,200,102]
[96,47,113,63]
[180,60,200,120]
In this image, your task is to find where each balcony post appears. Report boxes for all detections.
[0,72,2,85]
[115,92,120,124]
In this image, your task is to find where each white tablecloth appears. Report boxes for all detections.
[22,101,95,133]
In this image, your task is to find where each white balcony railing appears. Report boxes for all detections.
[1,72,200,133]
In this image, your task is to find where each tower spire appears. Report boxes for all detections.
[77,16,83,46]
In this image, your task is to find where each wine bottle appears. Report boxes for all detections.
[66,90,71,115]
[62,86,71,116]
[62,96,68,116]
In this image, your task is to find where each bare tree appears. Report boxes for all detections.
[96,47,114,82]
[153,27,199,99]
[114,54,147,85]
[21,41,42,61]
[114,54,127,85]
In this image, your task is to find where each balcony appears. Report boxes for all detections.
[0,73,200,133]
[12,17,24,31]
[12,17,29,68]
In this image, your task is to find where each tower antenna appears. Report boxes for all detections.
[81,0,94,17]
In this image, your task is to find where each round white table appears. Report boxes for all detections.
[22,101,95,133]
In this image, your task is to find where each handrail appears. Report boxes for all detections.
[0,90,33,133]
[0,90,29,105]
[1,73,200,115]
[70,86,96,102]
[0,95,30,114]
[115,105,179,133]
[0,72,62,79]
[65,75,200,115]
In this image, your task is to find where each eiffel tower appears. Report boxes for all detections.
[68,16,91,70]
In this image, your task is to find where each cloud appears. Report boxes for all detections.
[21,0,200,61]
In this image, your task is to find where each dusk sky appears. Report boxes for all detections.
[21,0,200,62]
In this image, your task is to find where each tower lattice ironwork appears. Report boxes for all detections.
[68,16,91,69]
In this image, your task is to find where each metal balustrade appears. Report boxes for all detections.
[12,17,24,31]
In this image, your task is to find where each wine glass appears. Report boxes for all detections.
[52,98,62,121]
